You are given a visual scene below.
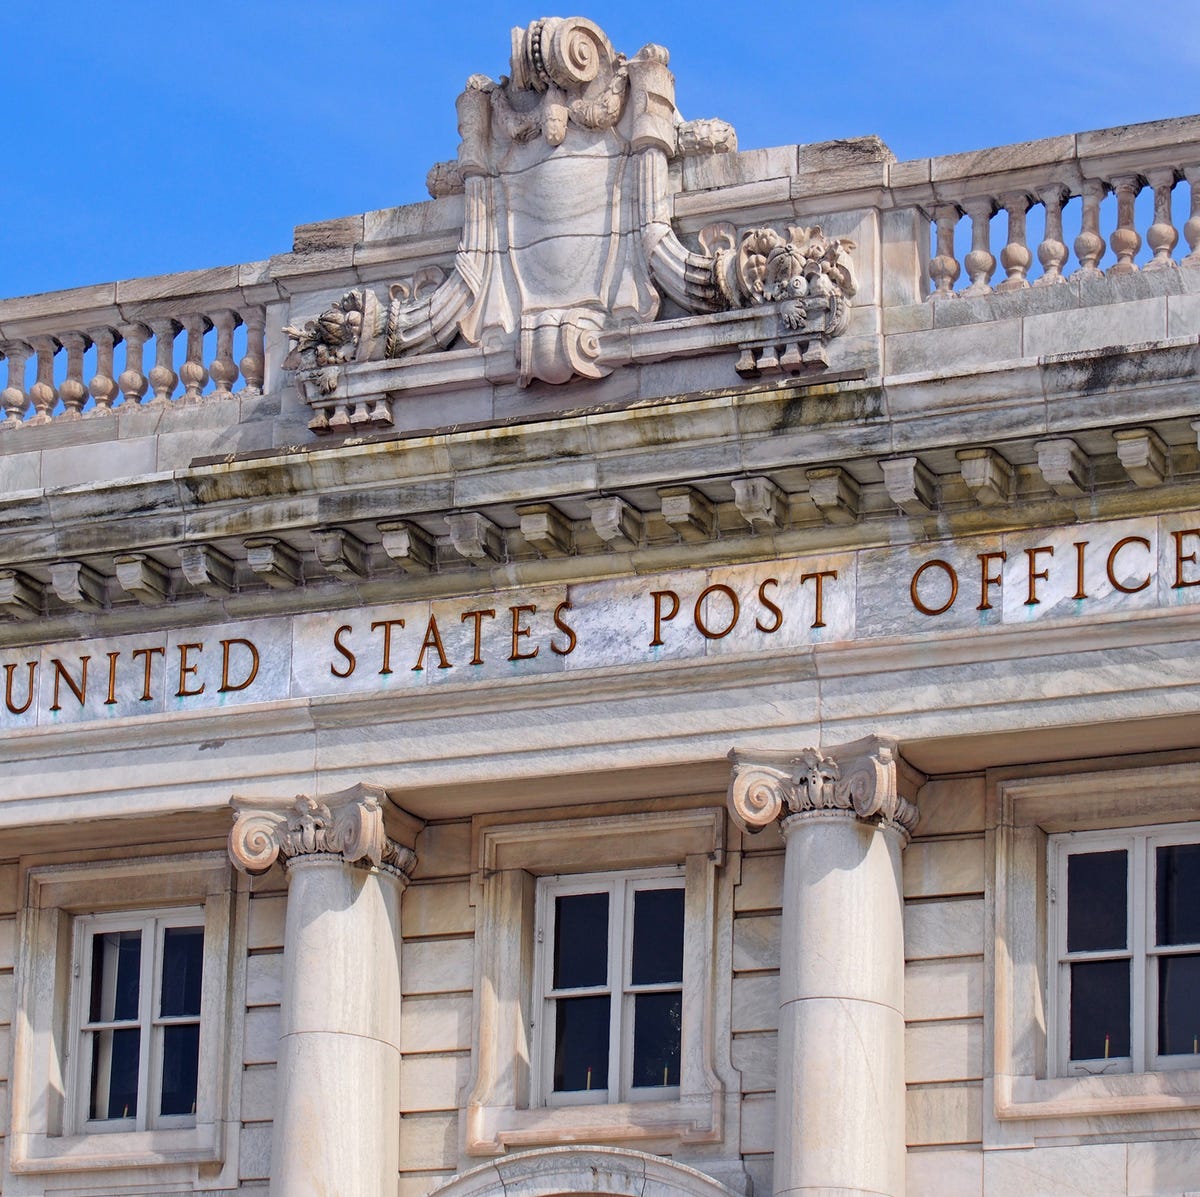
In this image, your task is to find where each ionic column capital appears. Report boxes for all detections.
[727,734,921,839]
[229,781,419,881]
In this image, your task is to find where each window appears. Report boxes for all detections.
[72,909,205,1131]
[7,852,245,1184]
[1050,825,1200,1076]
[989,758,1200,1140]
[537,869,684,1104]
[463,805,738,1154]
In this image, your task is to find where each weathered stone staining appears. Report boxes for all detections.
[2,14,1200,1197]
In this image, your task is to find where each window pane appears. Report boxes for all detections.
[553,994,609,1091]
[89,929,142,1022]
[160,926,204,1017]
[160,1023,201,1115]
[1158,954,1200,1056]
[553,892,608,989]
[1157,844,1200,946]
[631,887,684,985]
[1066,850,1127,952]
[631,991,682,1087]
[1069,959,1130,1060]
[89,1026,140,1119]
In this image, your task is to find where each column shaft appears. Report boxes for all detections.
[271,856,403,1197]
[776,812,906,1197]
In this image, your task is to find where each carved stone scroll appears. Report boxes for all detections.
[229,782,417,880]
[727,735,919,837]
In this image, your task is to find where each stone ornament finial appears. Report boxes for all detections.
[727,735,919,837]
[229,782,417,880]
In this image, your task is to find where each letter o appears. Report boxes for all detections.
[694,584,740,639]
[910,559,959,617]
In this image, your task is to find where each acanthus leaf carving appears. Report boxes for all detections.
[728,736,919,837]
[228,782,417,880]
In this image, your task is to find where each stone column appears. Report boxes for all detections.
[728,736,920,1197]
[229,782,421,1197]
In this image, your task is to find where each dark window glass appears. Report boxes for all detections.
[631,991,682,1087]
[631,887,684,985]
[160,926,204,1017]
[553,995,610,1091]
[1069,959,1130,1060]
[89,1027,140,1119]
[1158,954,1200,1056]
[553,892,608,989]
[1157,844,1200,946]
[160,1023,201,1115]
[1066,850,1127,952]
[89,930,142,1022]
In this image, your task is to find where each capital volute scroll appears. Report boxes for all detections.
[229,782,419,881]
[728,735,920,839]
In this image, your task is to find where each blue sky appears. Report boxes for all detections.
[4,0,1197,300]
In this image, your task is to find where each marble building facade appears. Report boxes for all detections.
[1,15,1200,1197]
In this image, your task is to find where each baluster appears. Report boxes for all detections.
[118,323,150,407]
[1034,184,1069,286]
[1,342,31,426]
[27,336,59,425]
[1074,180,1108,278]
[928,204,962,298]
[239,309,265,395]
[1143,168,1180,271]
[58,332,90,419]
[1184,166,1200,268]
[87,327,120,415]
[961,198,996,296]
[995,192,1033,291]
[178,314,210,401]
[1107,174,1143,275]
[209,309,241,399]
[147,318,181,403]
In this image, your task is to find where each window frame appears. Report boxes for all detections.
[70,905,207,1134]
[534,866,686,1107]
[7,851,245,1181]
[988,757,1200,1140]
[1048,823,1200,1079]
[463,804,738,1155]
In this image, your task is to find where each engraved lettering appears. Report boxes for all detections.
[1025,545,1054,606]
[176,642,205,698]
[1107,535,1152,594]
[413,615,452,671]
[371,618,407,675]
[1172,529,1200,589]
[509,604,539,661]
[977,551,1006,611]
[755,577,783,634]
[4,661,36,715]
[219,639,259,693]
[104,651,120,705]
[911,559,958,617]
[1072,540,1089,600]
[551,600,577,656]
[49,656,89,712]
[131,646,165,702]
[694,584,739,640]
[800,570,838,629]
[461,609,496,665]
[650,589,680,647]
[330,624,356,679]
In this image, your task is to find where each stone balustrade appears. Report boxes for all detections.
[0,276,271,429]
[898,122,1200,297]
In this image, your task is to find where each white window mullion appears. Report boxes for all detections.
[1133,831,1150,1073]
[607,877,624,1101]
[134,916,157,1131]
